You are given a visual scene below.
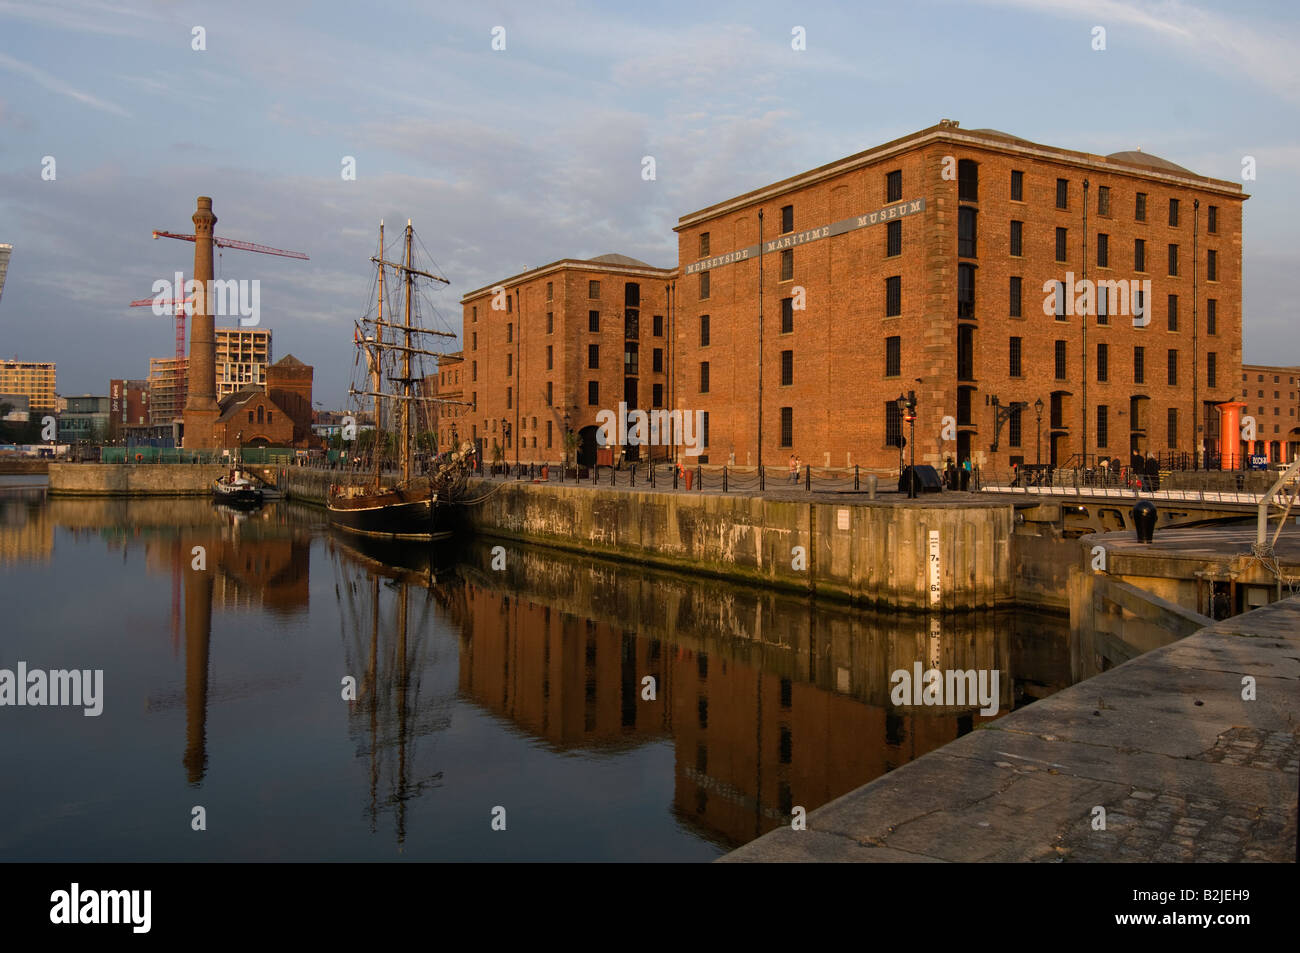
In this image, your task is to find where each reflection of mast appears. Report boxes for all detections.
[396,581,410,846]
[367,575,380,832]
[171,537,182,655]
[183,561,213,784]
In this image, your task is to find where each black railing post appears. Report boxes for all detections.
[723,465,728,492]
[696,465,702,491]
[855,464,860,491]
[631,464,636,487]
[760,465,765,491]
[805,464,810,491]
[673,466,678,489]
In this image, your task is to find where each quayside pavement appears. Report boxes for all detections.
[723,595,1300,863]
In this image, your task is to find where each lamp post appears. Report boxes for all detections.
[501,417,510,474]
[896,391,917,498]
[563,408,572,472]
[1034,397,1044,466]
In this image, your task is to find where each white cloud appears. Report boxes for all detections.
[0,52,130,116]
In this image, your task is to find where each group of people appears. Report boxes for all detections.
[943,456,974,491]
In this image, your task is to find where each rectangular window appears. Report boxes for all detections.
[589,280,600,298]
[472,305,477,322]
[546,381,553,405]
[781,350,793,386]
[546,313,553,334]
[781,297,794,333]
[1097,284,1109,325]
[624,342,638,376]
[1207,249,1218,281]
[958,265,975,319]
[1010,169,1024,201]
[506,295,512,314]
[1134,346,1145,384]
[958,160,978,201]
[958,207,977,257]
[886,219,901,257]
[957,324,974,382]
[1169,198,1179,227]
[624,310,639,339]
[1134,288,1146,323]
[1097,405,1108,448]
[1167,349,1178,386]
[546,281,553,300]
[1208,205,1218,234]
[506,323,512,343]
[1167,407,1177,447]
[588,380,599,405]
[652,313,663,336]
[1009,276,1022,317]
[702,410,709,448]
[1167,294,1179,331]
[1206,299,1217,335]
[1056,227,1068,262]
[780,407,792,447]
[780,205,793,233]
[780,249,793,281]
[886,276,901,317]
[652,348,663,372]
[1097,233,1109,267]
[1134,238,1146,272]
[1009,336,1023,378]
[699,315,710,347]
[1207,352,1217,389]
[652,383,662,407]
[1009,404,1022,447]
[1053,280,1067,321]
[1097,342,1108,382]
[1168,243,1179,276]
[886,336,901,377]
[1055,340,1066,380]
[1056,178,1068,210]
[472,360,478,382]
[589,310,599,332]
[1136,192,1147,221]
[699,232,710,257]
[588,344,599,369]
[545,345,553,370]
[506,353,513,376]
[1010,220,1023,256]
[699,362,709,393]
[699,270,710,299]
[547,419,553,447]
[887,170,902,203]
[506,387,512,410]
[885,402,903,447]
[472,331,478,350]
[1098,185,1110,216]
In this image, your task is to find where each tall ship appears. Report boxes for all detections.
[327,220,473,538]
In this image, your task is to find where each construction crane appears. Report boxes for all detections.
[130,230,309,359]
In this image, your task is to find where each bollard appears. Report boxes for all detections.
[866,473,878,500]
[723,466,728,492]
[673,466,679,489]
[1132,500,1158,544]
[805,464,810,491]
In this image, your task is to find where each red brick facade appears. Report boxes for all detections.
[672,121,1246,472]
[1240,364,1300,463]
[461,255,674,465]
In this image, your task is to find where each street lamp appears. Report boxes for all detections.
[896,390,917,498]
[500,417,511,474]
[1034,397,1044,466]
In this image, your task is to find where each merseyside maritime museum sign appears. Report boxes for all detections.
[683,197,926,276]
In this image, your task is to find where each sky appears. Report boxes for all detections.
[0,0,1297,405]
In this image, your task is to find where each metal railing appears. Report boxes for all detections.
[977,465,1294,507]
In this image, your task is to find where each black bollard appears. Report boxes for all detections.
[1132,499,1158,544]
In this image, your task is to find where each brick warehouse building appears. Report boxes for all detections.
[672,120,1246,473]
[1240,363,1300,464]
[460,254,674,466]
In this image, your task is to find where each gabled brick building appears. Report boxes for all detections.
[672,120,1246,472]
[460,254,675,466]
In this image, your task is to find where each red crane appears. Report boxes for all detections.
[130,230,309,359]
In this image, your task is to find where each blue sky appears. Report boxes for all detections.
[0,0,1297,404]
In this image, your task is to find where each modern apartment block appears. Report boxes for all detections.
[0,359,56,414]
[460,255,674,465]
[1240,364,1300,464]
[148,357,188,425]
[672,120,1246,471]
[216,328,272,399]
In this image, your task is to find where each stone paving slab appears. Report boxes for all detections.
[722,596,1300,863]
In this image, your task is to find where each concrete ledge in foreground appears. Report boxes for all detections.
[721,595,1300,862]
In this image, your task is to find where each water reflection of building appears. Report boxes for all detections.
[0,490,52,564]
[448,545,1070,850]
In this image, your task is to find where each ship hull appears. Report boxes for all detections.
[327,485,449,539]
[212,481,263,507]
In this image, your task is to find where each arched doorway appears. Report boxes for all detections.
[577,425,598,467]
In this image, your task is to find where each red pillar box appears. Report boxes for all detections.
[1216,400,1247,470]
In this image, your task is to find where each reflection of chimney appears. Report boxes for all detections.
[183,196,219,448]
[183,563,213,784]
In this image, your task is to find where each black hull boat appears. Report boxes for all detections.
[327,482,449,539]
[213,470,264,508]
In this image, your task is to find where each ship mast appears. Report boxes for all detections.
[401,221,414,484]
[372,221,385,493]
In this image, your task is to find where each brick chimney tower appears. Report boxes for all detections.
[183,196,219,448]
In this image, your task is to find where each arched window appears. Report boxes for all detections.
[257,405,264,424]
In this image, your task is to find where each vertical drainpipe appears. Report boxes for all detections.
[758,209,765,470]
[1081,179,1089,466]
[514,287,520,468]
[1192,199,1200,469]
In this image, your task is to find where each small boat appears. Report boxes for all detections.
[213,469,264,507]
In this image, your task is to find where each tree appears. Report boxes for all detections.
[563,427,580,471]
